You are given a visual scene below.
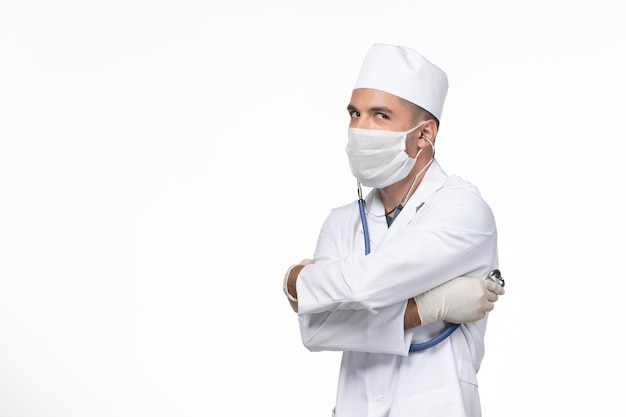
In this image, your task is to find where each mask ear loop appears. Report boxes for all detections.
[390,134,435,222]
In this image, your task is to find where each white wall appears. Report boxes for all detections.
[1,1,624,416]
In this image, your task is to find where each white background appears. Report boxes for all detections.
[1,1,625,416]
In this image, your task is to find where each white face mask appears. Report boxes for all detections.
[345,122,424,188]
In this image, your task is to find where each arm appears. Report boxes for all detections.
[286,260,420,328]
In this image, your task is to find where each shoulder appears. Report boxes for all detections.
[441,174,485,197]
[423,174,496,231]
[326,199,360,222]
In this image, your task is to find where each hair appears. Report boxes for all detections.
[399,96,440,128]
[410,103,439,128]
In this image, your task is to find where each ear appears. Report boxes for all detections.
[418,119,438,148]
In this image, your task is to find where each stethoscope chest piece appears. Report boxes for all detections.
[486,269,505,287]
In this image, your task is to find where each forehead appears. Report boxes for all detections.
[349,88,414,111]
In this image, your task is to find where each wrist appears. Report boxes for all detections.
[283,264,300,302]
[282,259,313,302]
[286,264,306,300]
[404,297,421,329]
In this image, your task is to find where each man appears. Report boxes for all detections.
[283,43,504,417]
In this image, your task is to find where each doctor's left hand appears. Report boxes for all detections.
[415,276,505,325]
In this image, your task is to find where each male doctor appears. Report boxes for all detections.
[283,44,504,417]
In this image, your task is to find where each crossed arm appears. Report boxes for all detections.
[284,261,504,330]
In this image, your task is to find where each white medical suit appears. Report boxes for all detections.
[295,160,498,417]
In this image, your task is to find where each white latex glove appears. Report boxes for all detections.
[415,277,505,325]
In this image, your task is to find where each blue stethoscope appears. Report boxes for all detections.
[356,137,503,352]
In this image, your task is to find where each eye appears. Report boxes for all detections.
[349,110,360,118]
[375,113,389,120]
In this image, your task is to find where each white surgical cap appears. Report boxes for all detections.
[354,43,449,121]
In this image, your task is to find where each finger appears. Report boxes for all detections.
[494,284,505,296]
[485,278,506,296]
[488,280,505,296]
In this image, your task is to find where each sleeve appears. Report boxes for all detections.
[298,302,413,355]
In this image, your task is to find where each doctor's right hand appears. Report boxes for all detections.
[415,277,505,326]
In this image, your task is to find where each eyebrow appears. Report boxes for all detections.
[346,104,395,114]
